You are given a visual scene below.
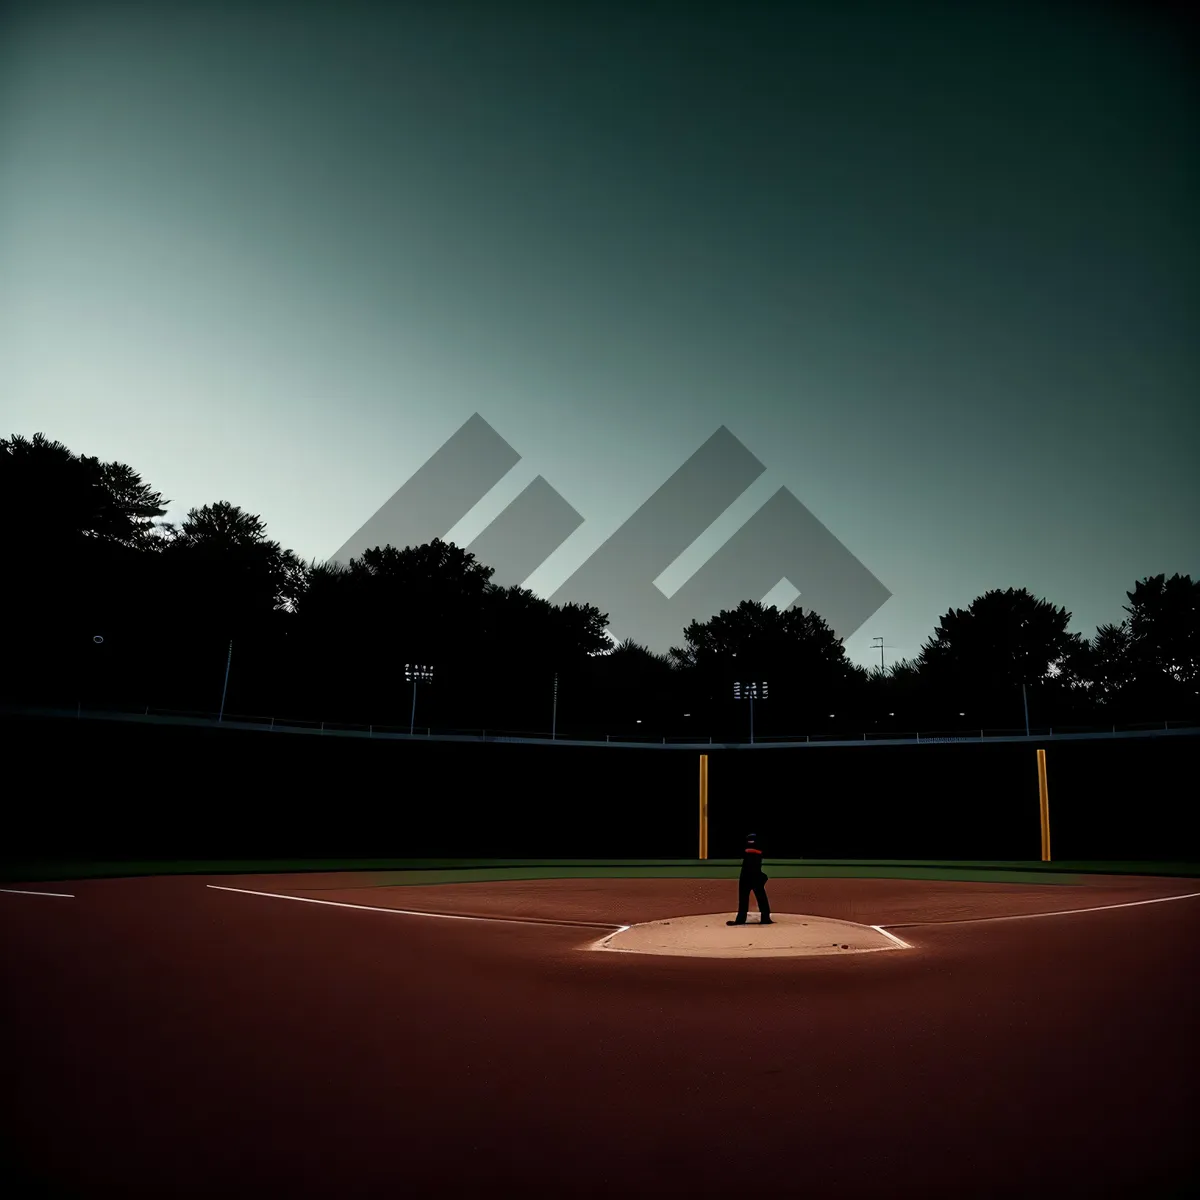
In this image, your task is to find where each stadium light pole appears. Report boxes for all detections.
[733,679,768,745]
[406,663,434,735]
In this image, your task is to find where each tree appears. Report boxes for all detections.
[137,501,304,714]
[1125,574,1198,684]
[670,601,848,672]
[581,637,680,736]
[0,432,168,553]
[1,433,172,707]
[164,501,304,632]
[1064,578,1199,723]
[1037,631,1097,724]
[478,584,553,669]
[599,637,676,675]
[346,539,494,662]
[2,431,171,627]
[668,600,857,734]
[862,657,927,729]
[284,540,499,724]
[283,558,370,719]
[1086,622,1135,710]
[551,600,612,663]
[449,585,611,731]
[9,426,1196,734]
[170,501,271,548]
[1075,624,1128,715]
[85,455,171,549]
[296,543,610,728]
[476,586,607,670]
[917,588,1086,726]
[1117,574,1199,717]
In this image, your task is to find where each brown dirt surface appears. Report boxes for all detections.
[216,870,1200,926]
[2,872,1197,1198]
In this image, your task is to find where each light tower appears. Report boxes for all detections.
[733,679,768,744]
[405,663,435,735]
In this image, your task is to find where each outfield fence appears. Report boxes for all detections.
[4,706,1197,863]
[7,702,1198,750]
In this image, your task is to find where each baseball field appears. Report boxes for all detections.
[3,857,1197,1197]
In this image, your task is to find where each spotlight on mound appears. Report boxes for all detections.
[585,913,911,959]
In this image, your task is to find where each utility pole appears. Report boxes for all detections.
[872,636,885,673]
[218,640,233,723]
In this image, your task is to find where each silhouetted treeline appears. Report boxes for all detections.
[4,433,1198,738]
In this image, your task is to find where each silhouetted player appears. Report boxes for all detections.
[728,832,773,925]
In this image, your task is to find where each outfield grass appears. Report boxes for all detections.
[2,857,1199,886]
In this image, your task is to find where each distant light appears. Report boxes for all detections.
[636,719,642,723]
[828,713,835,718]
[959,712,965,716]
[683,713,691,717]
[888,712,895,717]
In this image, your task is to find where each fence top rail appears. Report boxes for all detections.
[5,705,1198,749]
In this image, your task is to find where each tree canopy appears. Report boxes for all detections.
[669,600,852,677]
[4,429,1196,735]
[918,588,1083,686]
[0,432,168,553]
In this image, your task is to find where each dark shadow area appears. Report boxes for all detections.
[2,712,693,860]
[6,712,1195,864]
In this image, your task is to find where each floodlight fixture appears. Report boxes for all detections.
[733,679,769,743]
[405,662,435,733]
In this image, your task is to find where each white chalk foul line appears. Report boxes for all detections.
[880,890,1200,929]
[870,925,912,948]
[205,884,625,930]
[208,885,1200,941]
[0,887,74,898]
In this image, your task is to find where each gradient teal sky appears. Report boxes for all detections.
[2,1,1196,667]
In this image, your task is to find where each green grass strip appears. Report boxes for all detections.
[2,857,1198,885]
[312,865,1088,886]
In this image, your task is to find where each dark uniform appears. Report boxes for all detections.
[728,832,772,925]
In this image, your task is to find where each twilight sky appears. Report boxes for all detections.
[2,0,1196,667]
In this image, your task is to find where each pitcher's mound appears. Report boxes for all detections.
[586,913,910,958]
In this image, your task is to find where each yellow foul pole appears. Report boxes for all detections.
[699,754,709,860]
[1037,748,1051,862]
